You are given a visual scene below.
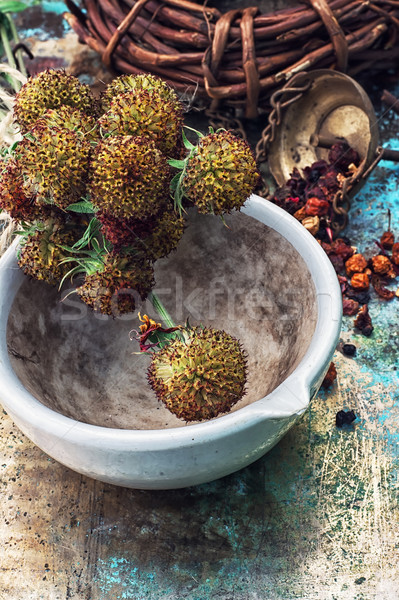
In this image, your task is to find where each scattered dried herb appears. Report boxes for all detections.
[370,254,396,277]
[350,272,370,291]
[336,410,357,427]
[381,230,394,250]
[322,362,337,388]
[354,304,373,337]
[270,142,360,241]
[345,287,370,305]
[345,253,368,276]
[371,274,396,300]
[390,242,399,266]
[342,297,360,316]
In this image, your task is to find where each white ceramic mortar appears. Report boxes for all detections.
[0,195,341,489]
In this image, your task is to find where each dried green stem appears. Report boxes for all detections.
[148,291,175,328]
[0,20,20,92]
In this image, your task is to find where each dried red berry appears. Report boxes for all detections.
[354,304,373,336]
[342,297,360,315]
[322,362,337,388]
[380,231,394,250]
[331,239,354,261]
[391,243,399,266]
[304,197,330,217]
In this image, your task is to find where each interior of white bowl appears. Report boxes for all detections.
[6,209,318,430]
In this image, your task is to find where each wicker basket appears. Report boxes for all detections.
[64,0,399,117]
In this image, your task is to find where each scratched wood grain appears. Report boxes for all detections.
[1,348,398,600]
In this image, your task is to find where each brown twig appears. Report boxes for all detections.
[65,0,399,114]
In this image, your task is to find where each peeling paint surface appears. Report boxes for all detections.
[1,3,399,599]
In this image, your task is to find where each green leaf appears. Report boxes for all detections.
[0,1,29,13]
[169,171,183,192]
[181,128,196,151]
[168,158,187,169]
[66,200,96,214]
[183,125,204,142]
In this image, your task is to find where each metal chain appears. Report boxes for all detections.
[204,108,248,141]
[255,73,313,166]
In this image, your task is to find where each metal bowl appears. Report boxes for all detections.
[267,70,378,195]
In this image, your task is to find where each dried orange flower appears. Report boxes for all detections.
[350,272,369,290]
[345,253,367,276]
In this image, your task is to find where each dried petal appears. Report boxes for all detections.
[322,238,354,262]
[331,239,354,261]
[303,160,328,183]
[338,275,348,293]
[329,254,345,273]
[350,272,370,290]
[380,230,394,250]
[293,206,307,221]
[345,288,370,304]
[345,253,367,276]
[342,297,360,315]
[371,274,396,300]
[271,187,304,215]
[322,362,337,388]
[328,142,360,173]
[304,197,330,216]
[354,304,373,336]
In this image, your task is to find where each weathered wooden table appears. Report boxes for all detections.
[0,3,398,599]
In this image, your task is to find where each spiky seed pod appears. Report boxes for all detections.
[97,207,185,259]
[182,130,260,215]
[138,208,185,260]
[88,136,170,220]
[76,254,155,316]
[18,221,80,285]
[16,121,92,209]
[13,69,99,133]
[98,89,183,155]
[36,106,99,143]
[100,73,180,113]
[148,326,247,421]
[0,159,40,222]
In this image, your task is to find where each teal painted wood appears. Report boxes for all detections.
[0,2,398,597]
